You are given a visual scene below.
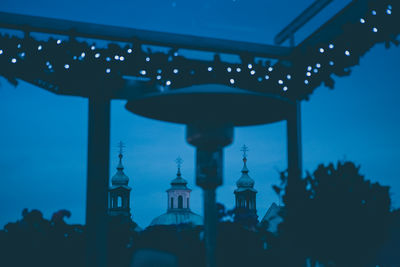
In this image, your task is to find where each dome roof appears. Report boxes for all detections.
[149,210,203,226]
[168,167,190,190]
[111,154,130,186]
[235,157,255,189]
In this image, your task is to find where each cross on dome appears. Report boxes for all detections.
[241,144,249,159]
[175,156,183,170]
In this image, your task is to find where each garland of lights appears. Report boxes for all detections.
[0,0,398,100]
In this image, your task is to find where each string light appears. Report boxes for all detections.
[345,50,351,56]
[91,45,95,50]
[229,78,235,84]
[208,66,213,71]
[372,10,377,15]
[250,70,256,75]
[268,67,273,72]
[316,63,321,68]
[114,55,120,60]
[127,48,132,53]
[95,53,100,58]
[166,80,171,86]
[57,40,62,45]
[319,48,325,53]
[106,68,111,73]
[0,49,3,55]
[64,64,70,69]
[156,75,162,80]
[306,72,311,77]
[227,67,232,72]
[287,74,291,79]
[283,86,288,91]
[173,69,179,74]
[247,63,253,69]
[38,45,42,50]
[236,67,241,72]
[81,52,85,58]
[329,61,334,66]
[146,57,150,62]
[119,56,125,61]
[278,80,283,85]
[387,9,392,15]
[360,18,366,24]
[304,80,309,84]
[307,66,312,71]
[373,27,378,33]
[140,70,146,75]
[265,75,270,80]
[313,69,318,73]
[329,44,334,49]
[106,57,111,62]
[11,58,17,63]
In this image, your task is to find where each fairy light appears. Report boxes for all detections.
[95,53,100,58]
[57,39,62,45]
[64,64,70,69]
[278,80,283,85]
[208,66,213,72]
[106,68,111,73]
[166,80,171,86]
[283,86,288,91]
[119,56,125,61]
[360,18,366,24]
[304,80,309,84]
[127,48,132,54]
[146,57,150,62]
[229,78,235,84]
[287,74,291,80]
[38,45,42,51]
[114,55,120,60]
[11,58,17,63]
[173,69,179,74]
[306,72,311,77]
[345,50,351,56]
[140,70,147,75]
[236,67,241,72]
[91,45,95,50]
[319,48,325,53]
[265,75,270,80]
[250,70,256,75]
[248,63,253,69]
[227,67,232,72]
[156,75,162,80]
[268,67,273,72]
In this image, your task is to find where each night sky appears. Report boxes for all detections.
[1,0,399,229]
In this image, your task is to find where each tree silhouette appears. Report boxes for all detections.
[271,161,393,266]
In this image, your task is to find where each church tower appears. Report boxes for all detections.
[149,157,203,226]
[108,142,131,217]
[234,145,257,218]
[167,157,191,211]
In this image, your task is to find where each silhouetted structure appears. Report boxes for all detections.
[235,145,257,218]
[108,142,131,218]
[150,158,203,226]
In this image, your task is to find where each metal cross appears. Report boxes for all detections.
[175,156,183,169]
[118,141,125,155]
[240,144,249,158]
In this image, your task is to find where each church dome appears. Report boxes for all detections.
[235,145,257,193]
[149,210,203,226]
[236,158,255,189]
[111,153,130,186]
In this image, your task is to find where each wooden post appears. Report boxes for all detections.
[287,100,302,183]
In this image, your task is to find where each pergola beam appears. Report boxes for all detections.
[0,11,292,59]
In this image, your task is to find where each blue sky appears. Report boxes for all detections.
[1,0,399,228]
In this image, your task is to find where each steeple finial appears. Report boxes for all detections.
[175,156,183,176]
[240,145,249,173]
[117,141,125,170]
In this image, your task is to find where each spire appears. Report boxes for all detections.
[111,141,129,186]
[170,156,188,188]
[236,145,255,189]
[117,141,125,171]
[240,144,249,174]
[175,156,183,177]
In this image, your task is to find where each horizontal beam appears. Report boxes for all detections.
[274,0,333,45]
[0,11,292,59]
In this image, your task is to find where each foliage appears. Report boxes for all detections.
[271,161,394,267]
